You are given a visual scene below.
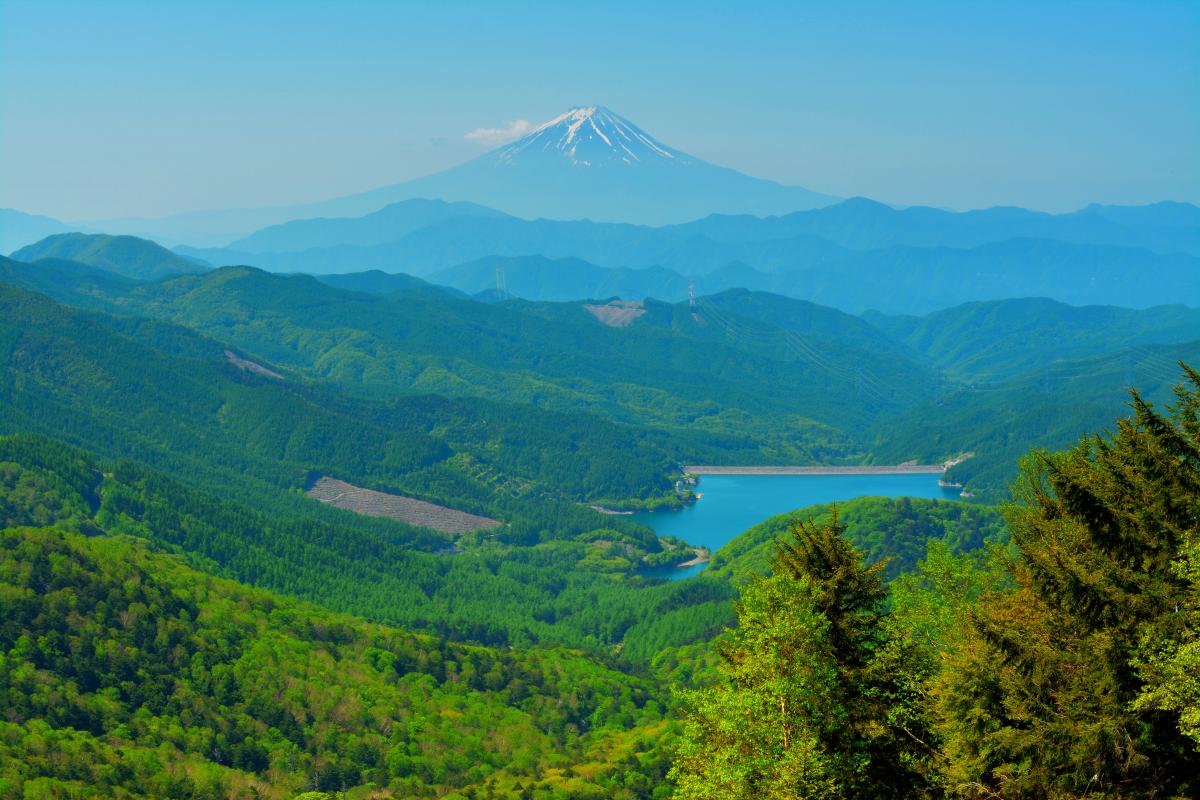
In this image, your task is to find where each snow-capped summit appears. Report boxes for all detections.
[313,104,834,222]
[494,106,691,168]
[121,105,835,237]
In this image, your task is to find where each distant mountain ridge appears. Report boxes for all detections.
[228,198,507,252]
[0,208,74,254]
[664,197,1200,254]
[428,255,692,302]
[176,197,1200,314]
[14,232,206,281]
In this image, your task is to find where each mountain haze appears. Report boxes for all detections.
[0,208,73,253]
[179,198,1200,314]
[228,198,508,252]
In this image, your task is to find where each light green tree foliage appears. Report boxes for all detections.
[671,512,938,799]
[1133,535,1200,744]
[671,572,839,799]
[1133,372,1200,747]
[887,538,1008,658]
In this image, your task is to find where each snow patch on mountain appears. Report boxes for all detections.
[493,106,691,168]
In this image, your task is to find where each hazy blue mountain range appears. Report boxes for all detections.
[428,255,692,302]
[13,232,207,280]
[167,193,1200,314]
[665,197,1200,254]
[173,212,840,276]
[398,241,1199,314]
[184,196,1200,268]
[228,198,508,252]
[754,238,1200,314]
[144,191,1194,258]
[0,208,73,253]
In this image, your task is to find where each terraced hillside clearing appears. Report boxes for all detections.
[585,299,645,327]
[307,476,502,533]
[224,349,284,379]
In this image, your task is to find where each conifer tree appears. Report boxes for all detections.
[1133,368,1200,748]
[671,511,937,799]
[937,366,1200,798]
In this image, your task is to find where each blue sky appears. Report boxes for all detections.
[1,0,1196,220]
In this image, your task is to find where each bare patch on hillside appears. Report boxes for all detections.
[224,350,284,380]
[307,476,501,534]
[585,300,645,328]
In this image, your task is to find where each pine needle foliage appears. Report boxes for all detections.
[936,364,1200,798]
[671,511,938,799]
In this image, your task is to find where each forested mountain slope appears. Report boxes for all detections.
[872,342,1199,498]
[0,280,690,512]
[864,297,1200,381]
[315,268,447,296]
[26,263,936,461]
[13,232,207,280]
[0,254,136,309]
[4,253,1197,503]
[0,523,678,799]
[703,496,1007,584]
[671,370,1200,798]
[0,433,734,657]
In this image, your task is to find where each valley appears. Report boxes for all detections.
[1,22,1198,795]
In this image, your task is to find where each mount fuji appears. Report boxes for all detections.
[83,106,835,245]
[325,105,835,225]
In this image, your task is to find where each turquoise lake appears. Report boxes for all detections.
[632,473,961,579]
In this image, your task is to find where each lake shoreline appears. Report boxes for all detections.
[632,473,961,580]
[684,464,946,476]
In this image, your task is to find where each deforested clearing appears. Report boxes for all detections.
[307,476,502,533]
[585,299,645,327]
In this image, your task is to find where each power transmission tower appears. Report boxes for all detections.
[688,281,696,308]
[495,265,507,298]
